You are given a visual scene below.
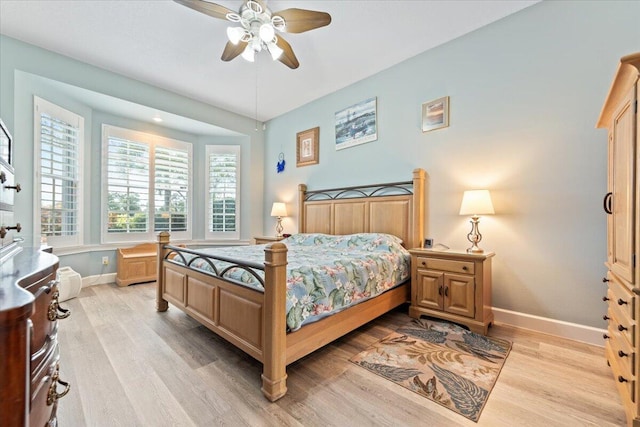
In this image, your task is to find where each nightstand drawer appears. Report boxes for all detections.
[416,257,474,275]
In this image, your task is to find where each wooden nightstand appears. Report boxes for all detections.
[409,248,494,335]
[253,236,285,245]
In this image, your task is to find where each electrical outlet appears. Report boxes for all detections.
[102,256,109,265]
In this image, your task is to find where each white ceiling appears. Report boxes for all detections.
[0,0,539,123]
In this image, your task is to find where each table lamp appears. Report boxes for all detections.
[459,190,494,253]
[270,202,287,238]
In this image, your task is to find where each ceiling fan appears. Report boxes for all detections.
[174,0,331,69]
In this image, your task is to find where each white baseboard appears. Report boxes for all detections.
[493,307,605,347]
[81,273,116,288]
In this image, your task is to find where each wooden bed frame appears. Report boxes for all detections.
[156,168,426,401]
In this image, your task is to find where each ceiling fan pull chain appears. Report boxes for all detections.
[255,59,259,131]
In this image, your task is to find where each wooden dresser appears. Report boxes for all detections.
[408,249,494,335]
[0,248,71,426]
[597,52,640,427]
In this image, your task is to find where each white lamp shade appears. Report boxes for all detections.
[226,27,245,45]
[267,42,283,60]
[270,202,287,217]
[241,45,255,62]
[259,23,275,42]
[459,190,495,216]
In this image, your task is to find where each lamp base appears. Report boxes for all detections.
[275,217,283,238]
[466,215,485,254]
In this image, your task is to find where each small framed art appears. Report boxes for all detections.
[422,96,449,132]
[296,126,319,167]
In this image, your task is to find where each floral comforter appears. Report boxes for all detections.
[176,233,411,330]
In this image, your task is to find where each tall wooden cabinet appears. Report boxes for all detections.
[598,52,640,427]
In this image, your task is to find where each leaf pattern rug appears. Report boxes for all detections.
[350,318,511,422]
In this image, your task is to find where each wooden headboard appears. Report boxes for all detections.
[298,168,427,249]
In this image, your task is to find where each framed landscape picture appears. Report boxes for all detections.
[296,126,319,167]
[422,96,449,132]
[335,97,377,150]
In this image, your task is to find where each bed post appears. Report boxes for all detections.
[412,169,426,249]
[298,184,307,233]
[261,242,288,401]
[156,231,170,312]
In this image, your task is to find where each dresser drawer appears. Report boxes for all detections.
[416,257,475,275]
[609,304,635,346]
[608,274,635,320]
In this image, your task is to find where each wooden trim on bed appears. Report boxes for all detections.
[156,168,427,402]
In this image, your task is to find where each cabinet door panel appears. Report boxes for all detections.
[444,274,475,318]
[609,87,636,284]
[415,270,443,310]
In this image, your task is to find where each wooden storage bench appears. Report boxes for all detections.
[116,243,158,287]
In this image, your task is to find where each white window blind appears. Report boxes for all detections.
[105,137,150,234]
[206,145,240,240]
[34,96,84,248]
[102,125,192,243]
[154,146,189,232]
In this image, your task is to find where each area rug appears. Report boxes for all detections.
[350,318,511,422]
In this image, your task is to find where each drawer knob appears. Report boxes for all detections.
[603,315,610,321]
[462,266,468,271]
[618,324,628,332]
[603,277,610,283]
[618,375,629,383]
[618,298,628,306]
[618,350,629,358]
[603,296,610,302]
[421,261,426,266]
[603,333,610,339]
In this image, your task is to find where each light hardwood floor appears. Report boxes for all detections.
[57,282,625,426]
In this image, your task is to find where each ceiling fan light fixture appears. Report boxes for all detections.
[241,45,255,62]
[226,26,245,45]
[259,23,275,43]
[267,42,283,60]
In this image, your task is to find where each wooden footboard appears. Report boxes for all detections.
[156,232,288,401]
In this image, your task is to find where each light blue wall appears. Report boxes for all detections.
[0,35,265,277]
[263,0,640,328]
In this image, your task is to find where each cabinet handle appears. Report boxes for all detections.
[603,277,610,283]
[603,315,610,321]
[603,333,610,339]
[444,287,449,297]
[618,350,629,358]
[604,192,613,215]
[0,171,5,184]
[603,296,610,302]
[618,298,628,306]
[47,375,71,405]
[48,290,71,321]
[0,223,21,239]
[4,183,21,192]
[438,286,443,296]
[618,324,628,332]
[618,376,629,383]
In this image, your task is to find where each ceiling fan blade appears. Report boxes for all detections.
[276,36,299,69]
[275,8,332,34]
[173,0,234,20]
[221,41,248,62]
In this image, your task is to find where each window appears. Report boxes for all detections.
[34,96,84,248]
[206,145,240,240]
[102,125,192,243]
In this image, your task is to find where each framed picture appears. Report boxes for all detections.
[296,127,319,167]
[335,97,377,150]
[422,96,449,132]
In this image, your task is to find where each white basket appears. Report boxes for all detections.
[57,267,82,302]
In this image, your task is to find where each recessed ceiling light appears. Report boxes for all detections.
[152,116,163,123]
